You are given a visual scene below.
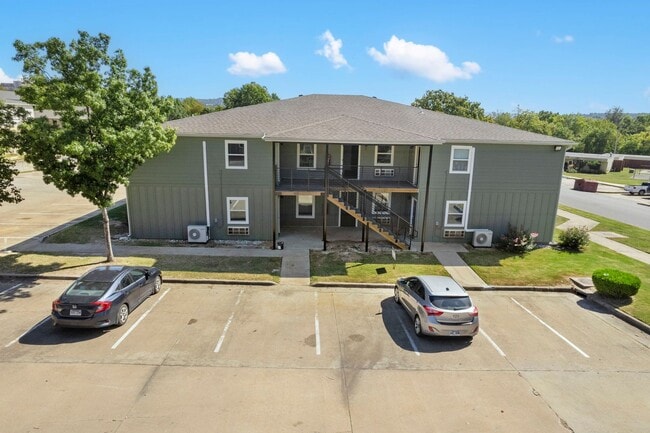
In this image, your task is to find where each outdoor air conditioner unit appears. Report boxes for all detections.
[187,225,209,243]
[472,229,493,248]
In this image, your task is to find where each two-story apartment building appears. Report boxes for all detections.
[126,94,573,250]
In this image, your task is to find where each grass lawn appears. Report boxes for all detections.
[559,205,650,254]
[565,170,648,185]
[0,253,281,283]
[461,243,650,324]
[46,205,129,243]
[310,250,447,284]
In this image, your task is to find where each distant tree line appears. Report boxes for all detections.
[167,82,279,120]
[412,90,650,156]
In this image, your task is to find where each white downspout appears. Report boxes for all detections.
[202,141,211,232]
[464,147,476,232]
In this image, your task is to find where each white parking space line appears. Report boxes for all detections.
[396,315,420,356]
[111,288,171,350]
[479,328,506,357]
[510,297,590,358]
[2,283,23,295]
[4,316,50,348]
[314,292,321,355]
[214,289,244,353]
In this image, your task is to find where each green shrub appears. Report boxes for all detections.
[592,268,641,298]
[558,226,590,251]
[495,224,538,253]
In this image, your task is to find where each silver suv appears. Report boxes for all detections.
[394,275,479,338]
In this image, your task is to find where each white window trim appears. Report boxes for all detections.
[297,143,317,169]
[226,196,249,224]
[372,192,391,214]
[225,140,248,169]
[295,195,315,219]
[374,145,394,166]
[445,200,466,227]
[449,145,473,174]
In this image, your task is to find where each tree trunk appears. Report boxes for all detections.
[102,207,114,262]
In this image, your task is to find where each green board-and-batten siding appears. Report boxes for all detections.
[414,144,563,243]
[127,137,275,240]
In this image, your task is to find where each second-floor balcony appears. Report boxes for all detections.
[275,165,419,193]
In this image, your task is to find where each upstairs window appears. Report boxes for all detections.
[227,197,249,224]
[375,145,394,166]
[225,140,247,169]
[298,143,316,169]
[449,146,472,173]
[445,201,466,227]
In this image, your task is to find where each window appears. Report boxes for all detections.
[296,195,315,218]
[227,197,249,224]
[445,201,466,227]
[225,140,247,169]
[297,143,316,168]
[449,146,472,173]
[375,145,393,166]
[372,192,391,214]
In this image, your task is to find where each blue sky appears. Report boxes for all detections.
[1,0,648,114]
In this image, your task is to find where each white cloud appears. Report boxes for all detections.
[0,67,20,84]
[553,35,574,44]
[316,30,349,69]
[368,36,480,82]
[227,51,287,76]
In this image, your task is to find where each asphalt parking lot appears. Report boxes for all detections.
[1,278,649,433]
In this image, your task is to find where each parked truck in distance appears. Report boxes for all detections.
[624,182,650,195]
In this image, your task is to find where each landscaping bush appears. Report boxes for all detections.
[592,268,641,298]
[558,226,590,251]
[495,224,538,253]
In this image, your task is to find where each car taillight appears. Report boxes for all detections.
[423,305,444,316]
[469,306,479,317]
[52,300,62,312]
[92,301,112,313]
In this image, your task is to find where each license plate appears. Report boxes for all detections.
[69,309,82,316]
[449,330,460,336]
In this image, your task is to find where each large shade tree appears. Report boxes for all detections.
[0,102,27,205]
[13,31,176,261]
[223,82,279,109]
[412,89,489,121]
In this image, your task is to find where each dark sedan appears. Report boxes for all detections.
[51,265,162,328]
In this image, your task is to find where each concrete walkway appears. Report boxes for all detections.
[5,209,648,287]
[558,209,650,265]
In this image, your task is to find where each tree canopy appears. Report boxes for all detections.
[412,89,489,121]
[223,82,279,109]
[166,97,222,120]
[13,30,176,261]
[0,102,27,205]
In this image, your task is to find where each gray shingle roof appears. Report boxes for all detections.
[165,94,573,146]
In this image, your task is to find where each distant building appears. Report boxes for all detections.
[0,89,59,125]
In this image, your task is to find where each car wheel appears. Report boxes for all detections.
[116,304,129,326]
[414,315,423,337]
[639,190,646,196]
[394,286,400,304]
[152,276,162,295]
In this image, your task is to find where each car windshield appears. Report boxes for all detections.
[64,280,111,297]
[430,295,472,310]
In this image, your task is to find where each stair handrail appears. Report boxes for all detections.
[326,168,417,248]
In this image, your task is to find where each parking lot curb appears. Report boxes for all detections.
[586,293,650,335]
[0,273,278,286]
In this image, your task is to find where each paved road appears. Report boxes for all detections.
[0,169,126,251]
[1,279,649,433]
[559,178,650,230]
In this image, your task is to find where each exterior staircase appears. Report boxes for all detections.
[326,169,416,250]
